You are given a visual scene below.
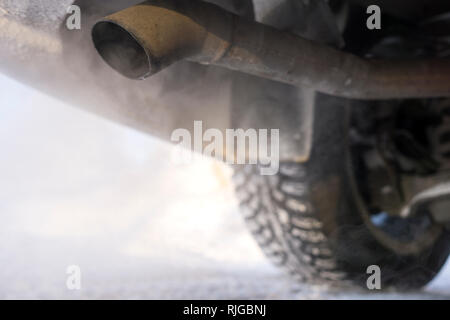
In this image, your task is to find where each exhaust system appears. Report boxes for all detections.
[92,0,450,100]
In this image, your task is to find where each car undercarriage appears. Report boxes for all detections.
[1,0,450,290]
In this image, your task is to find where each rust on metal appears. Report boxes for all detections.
[92,0,450,100]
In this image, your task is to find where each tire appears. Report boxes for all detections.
[232,92,450,290]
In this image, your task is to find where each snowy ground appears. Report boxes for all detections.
[1,74,450,299]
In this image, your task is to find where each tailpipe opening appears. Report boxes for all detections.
[91,0,231,80]
[91,0,450,99]
[92,21,151,80]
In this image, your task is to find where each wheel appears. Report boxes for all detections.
[232,90,450,289]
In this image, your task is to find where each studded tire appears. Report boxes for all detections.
[232,93,450,289]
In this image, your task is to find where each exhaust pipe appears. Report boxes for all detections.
[92,0,450,100]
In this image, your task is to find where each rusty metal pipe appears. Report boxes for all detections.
[92,0,450,100]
